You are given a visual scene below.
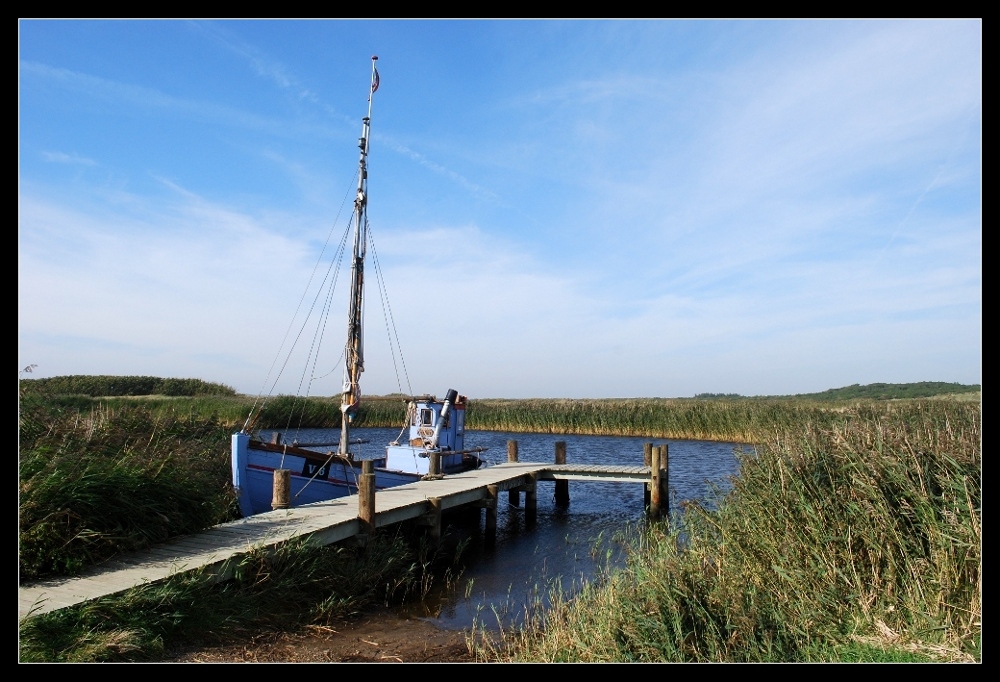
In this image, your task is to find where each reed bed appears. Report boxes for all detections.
[467,397,840,442]
[18,395,238,581]
[24,392,945,445]
[474,400,981,662]
[28,394,410,431]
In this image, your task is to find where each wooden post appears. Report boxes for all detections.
[643,442,653,509]
[525,473,537,524]
[271,469,291,510]
[554,441,569,506]
[427,497,442,548]
[358,460,375,534]
[661,443,670,518]
[429,451,441,476]
[485,484,498,544]
[649,446,663,520]
[507,440,520,507]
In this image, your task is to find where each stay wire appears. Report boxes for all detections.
[368,224,413,397]
[282,217,354,437]
[243,168,358,433]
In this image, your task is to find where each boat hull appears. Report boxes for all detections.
[231,433,480,517]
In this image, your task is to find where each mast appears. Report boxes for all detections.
[340,56,379,457]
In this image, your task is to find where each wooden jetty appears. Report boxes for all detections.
[19,447,669,622]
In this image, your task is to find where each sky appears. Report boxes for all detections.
[18,20,981,399]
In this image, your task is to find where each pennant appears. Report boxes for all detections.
[371,67,380,94]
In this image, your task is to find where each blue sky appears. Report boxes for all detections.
[18,20,981,398]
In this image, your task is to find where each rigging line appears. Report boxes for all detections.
[294,213,353,401]
[367,224,413,396]
[243,167,360,429]
[296,229,351,428]
[294,452,353,499]
[368,228,404,396]
[264,189,355,406]
[282,217,354,436]
[313,346,346,381]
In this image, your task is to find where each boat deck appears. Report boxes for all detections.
[19,462,653,621]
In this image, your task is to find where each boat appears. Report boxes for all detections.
[231,57,487,517]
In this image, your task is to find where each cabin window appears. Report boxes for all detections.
[420,409,434,426]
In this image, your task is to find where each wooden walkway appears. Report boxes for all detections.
[18,462,653,621]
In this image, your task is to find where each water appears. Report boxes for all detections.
[260,426,748,631]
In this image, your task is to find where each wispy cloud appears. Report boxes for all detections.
[20,61,287,132]
[377,134,499,202]
[40,151,97,166]
[188,21,319,102]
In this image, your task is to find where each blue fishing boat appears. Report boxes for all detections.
[231,58,486,517]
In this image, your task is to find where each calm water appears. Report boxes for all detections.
[260,427,748,631]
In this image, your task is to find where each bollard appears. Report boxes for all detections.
[429,450,441,476]
[271,469,291,510]
[554,441,569,506]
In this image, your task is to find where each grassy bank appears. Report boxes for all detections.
[473,399,981,662]
[19,529,467,662]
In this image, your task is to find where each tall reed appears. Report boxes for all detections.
[475,400,981,662]
[18,396,238,581]
[467,397,840,442]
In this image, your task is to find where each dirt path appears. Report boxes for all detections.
[163,611,479,663]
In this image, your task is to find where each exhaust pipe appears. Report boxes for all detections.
[429,389,458,449]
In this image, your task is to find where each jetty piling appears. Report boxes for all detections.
[507,440,520,507]
[643,442,653,508]
[485,484,499,542]
[358,460,376,534]
[554,441,569,506]
[425,497,443,547]
[662,443,670,515]
[525,472,537,524]
[649,445,670,520]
